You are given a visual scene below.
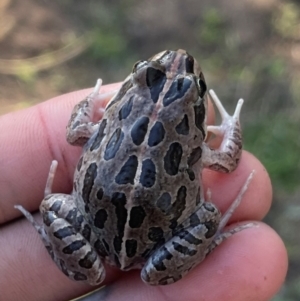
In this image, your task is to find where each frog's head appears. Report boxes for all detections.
[132,49,207,100]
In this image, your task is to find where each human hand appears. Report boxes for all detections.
[0,83,287,301]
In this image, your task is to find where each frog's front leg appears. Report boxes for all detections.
[67,79,106,146]
[15,161,106,285]
[202,90,244,172]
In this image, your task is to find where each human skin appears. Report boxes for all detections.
[0,83,287,301]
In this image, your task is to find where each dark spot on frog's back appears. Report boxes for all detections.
[104,128,124,161]
[169,186,187,230]
[125,239,138,258]
[164,142,183,175]
[90,119,107,151]
[94,208,108,229]
[131,116,149,146]
[111,192,127,252]
[163,77,192,107]
[148,227,164,242]
[186,168,195,181]
[115,155,138,185]
[114,236,122,254]
[140,159,156,188]
[82,163,97,203]
[82,224,91,241]
[119,95,134,120]
[97,187,103,200]
[156,192,172,214]
[106,79,133,111]
[146,67,167,103]
[175,114,189,135]
[175,186,186,211]
[129,206,146,228]
[194,101,206,136]
[148,121,165,147]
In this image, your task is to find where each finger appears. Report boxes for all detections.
[0,83,121,224]
[203,150,272,222]
[81,223,288,301]
[0,83,215,224]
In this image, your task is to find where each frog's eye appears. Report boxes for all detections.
[132,60,147,73]
[198,72,207,98]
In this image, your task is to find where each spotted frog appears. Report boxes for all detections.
[16,49,253,286]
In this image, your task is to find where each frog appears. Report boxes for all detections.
[16,49,254,286]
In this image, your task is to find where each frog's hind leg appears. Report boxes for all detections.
[141,202,221,285]
[15,160,106,286]
[141,172,255,286]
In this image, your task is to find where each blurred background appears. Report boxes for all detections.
[0,0,299,299]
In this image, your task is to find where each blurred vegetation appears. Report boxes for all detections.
[0,0,299,300]
[272,2,300,39]
[245,118,300,191]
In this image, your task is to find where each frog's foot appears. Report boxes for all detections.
[141,202,221,285]
[202,90,244,172]
[206,171,257,255]
[207,89,244,137]
[67,79,114,146]
[44,160,58,196]
[15,161,106,286]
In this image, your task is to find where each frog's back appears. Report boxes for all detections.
[73,50,207,270]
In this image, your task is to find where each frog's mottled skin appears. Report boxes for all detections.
[16,49,253,286]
